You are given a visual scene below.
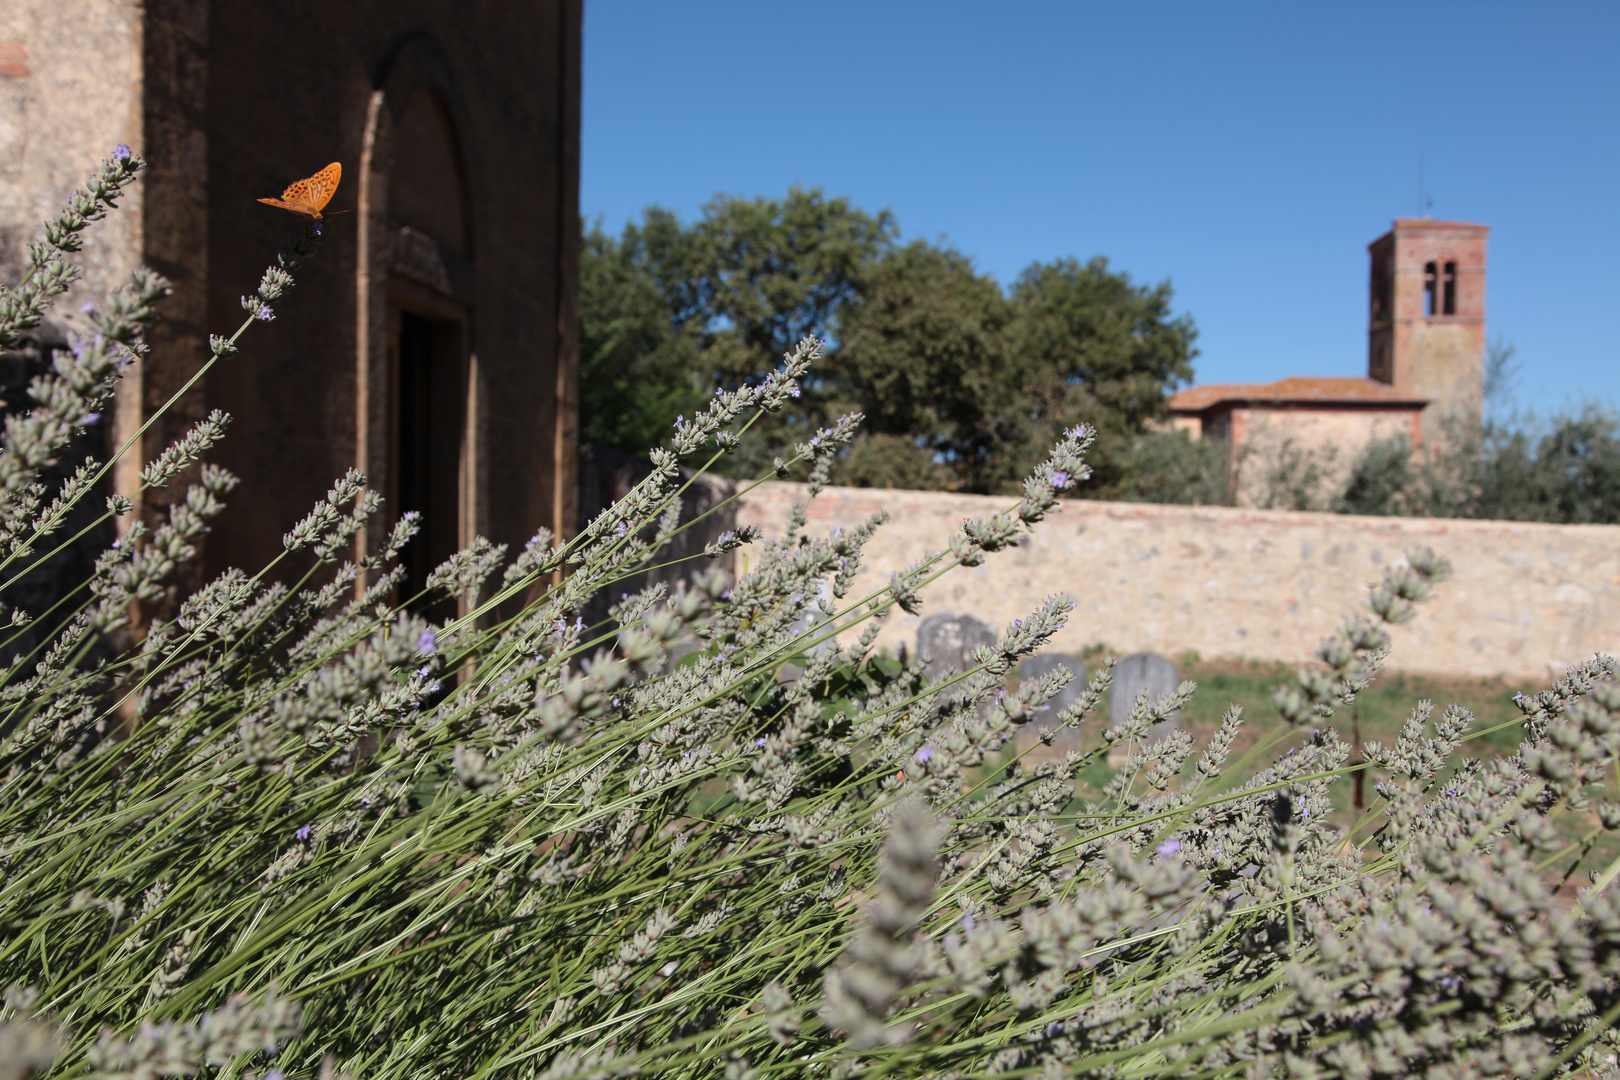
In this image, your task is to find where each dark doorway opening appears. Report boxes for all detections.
[394,309,464,617]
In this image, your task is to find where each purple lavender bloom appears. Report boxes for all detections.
[312,222,323,237]
[83,413,100,425]
[1052,470,1069,488]
[1157,838,1182,856]
[295,825,314,842]
[961,910,976,930]
[417,628,437,655]
[789,385,801,397]
[615,521,628,539]
[80,301,94,313]
[113,143,131,160]
[256,305,274,321]
[916,744,934,763]
[754,737,767,747]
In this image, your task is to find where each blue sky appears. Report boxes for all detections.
[582,1,1619,413]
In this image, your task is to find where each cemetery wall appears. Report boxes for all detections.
[733,482,1620,682]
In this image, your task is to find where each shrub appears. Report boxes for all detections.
[2,153,1620,1080]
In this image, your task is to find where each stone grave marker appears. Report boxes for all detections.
[916,612,997,682]
[1107,652,1180,765]
[1017,653,1087,756]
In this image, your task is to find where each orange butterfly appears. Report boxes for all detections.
[257,162,342,220]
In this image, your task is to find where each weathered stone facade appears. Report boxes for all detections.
[0,0,580,603]
[737,482,1620,681]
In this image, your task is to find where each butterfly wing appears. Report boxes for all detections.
[257,196,309,215]
[305,162,341,212]
[258,163,341,218]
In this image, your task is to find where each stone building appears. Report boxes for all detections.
[1171,218,1488,501]
[0,0,581,603]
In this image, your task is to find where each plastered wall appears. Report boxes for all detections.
[735,483,1620,682]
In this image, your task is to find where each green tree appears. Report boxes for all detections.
[580,191,1200,495]
[579,215,706,452]
[1007,257,1199,493]
[1110,428,1230,505]
[832,251,1199,494]
[828,242,1017,490]
[580,188,894,469]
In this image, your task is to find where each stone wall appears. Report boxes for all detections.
[734,483,1620,681]
[0,0,141,299]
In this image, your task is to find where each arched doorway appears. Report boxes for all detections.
[383,86,476,616]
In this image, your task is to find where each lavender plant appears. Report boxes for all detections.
[0,152,1618,1080]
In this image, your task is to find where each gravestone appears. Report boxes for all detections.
[779,580,835,682]
[916,612,997,682]
[1017,653,1087,756]
[1107,652,1180,764]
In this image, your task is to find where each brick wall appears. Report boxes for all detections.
[735,483,1620,681]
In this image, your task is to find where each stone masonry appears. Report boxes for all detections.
[0,0,581,611]
[735,482,1620,682]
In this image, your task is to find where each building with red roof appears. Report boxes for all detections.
[1170,219,1487,503]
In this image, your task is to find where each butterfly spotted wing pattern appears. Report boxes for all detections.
[257,162,342,220]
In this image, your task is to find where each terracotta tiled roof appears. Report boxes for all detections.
[1169,376,1428,414]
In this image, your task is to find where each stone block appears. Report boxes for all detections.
[1018,653,1086,755]
[917,611,996,682]
[1108,652,1180,765]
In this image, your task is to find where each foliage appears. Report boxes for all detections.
[1107,428,1230,506]
[826,241,1018,490]
[6,154,1620,1080]
[577,222,707,454]
[1332,405,1620,523]
[581,191,1198,495]
[581,188,893,474]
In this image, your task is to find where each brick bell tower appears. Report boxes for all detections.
[1367,218,1489,438]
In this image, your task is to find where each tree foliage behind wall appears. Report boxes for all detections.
[1336,406,1620,524]
[581,188,1198,495]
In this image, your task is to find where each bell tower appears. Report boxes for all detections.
[1367,218,1488,437]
